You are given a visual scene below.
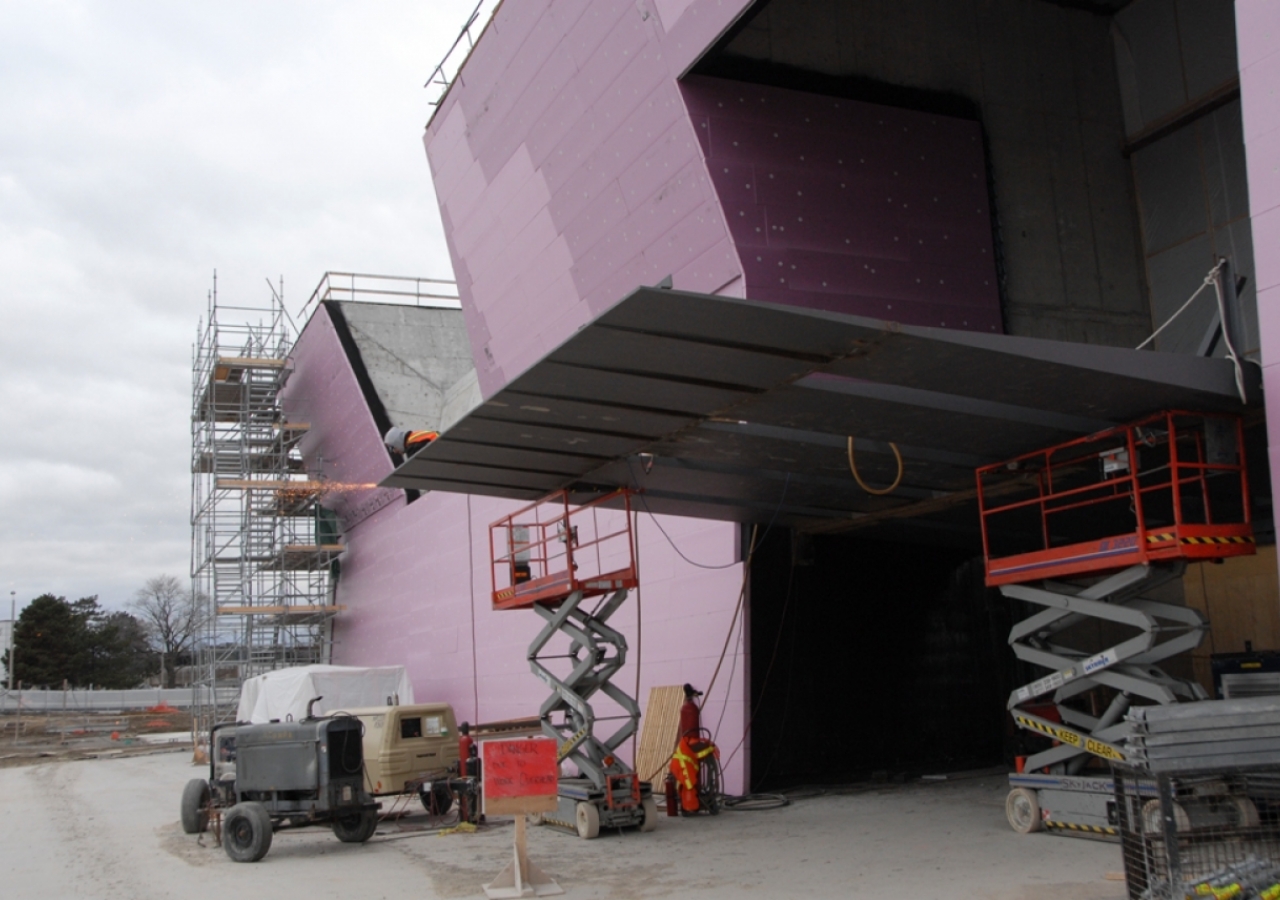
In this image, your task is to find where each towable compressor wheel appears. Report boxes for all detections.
[222,802,273,863]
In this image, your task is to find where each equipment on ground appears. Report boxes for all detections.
[236,664,414,724]
[1115,697,1280,899]
[1213,648,1280,699]
[977,411,1255,837]
[345,702,461,815]
[666,684,721,815]
[489,489,657,839]
[180,711,379,862]
[670,727,723,815]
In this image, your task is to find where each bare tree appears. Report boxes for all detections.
[130,575,206,689]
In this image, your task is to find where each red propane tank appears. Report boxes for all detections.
[458,722,474,776]
[680,683,702,738]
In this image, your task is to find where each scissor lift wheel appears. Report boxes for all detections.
[1006,788,1042,834]
[575,802,600,840]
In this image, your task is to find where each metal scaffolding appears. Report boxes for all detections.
[190,277,342,742]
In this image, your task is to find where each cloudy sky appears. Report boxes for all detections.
[0,1,481,615]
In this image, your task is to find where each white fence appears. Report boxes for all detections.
[0,686,237,713]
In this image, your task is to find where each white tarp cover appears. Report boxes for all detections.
[236,665,415,724]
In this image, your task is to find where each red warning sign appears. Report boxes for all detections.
[481,737,559,815]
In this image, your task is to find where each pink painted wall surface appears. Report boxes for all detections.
[282,304,752,793]
[1238,1,1280,516]
[681,76,1003,331]
[279,306,404,528]
[427,0,1005,403]
[426,0,755,398]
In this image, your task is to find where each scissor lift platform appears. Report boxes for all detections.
[980,410,1254,587]
[489,489,655,838]
[978,411,1255,838]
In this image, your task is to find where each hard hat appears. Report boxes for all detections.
[383,426,410,453]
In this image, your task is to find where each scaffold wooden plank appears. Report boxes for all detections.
[215,605,345,617]
[216,356,287,368]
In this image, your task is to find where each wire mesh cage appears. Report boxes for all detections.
[1114,764,1280,899]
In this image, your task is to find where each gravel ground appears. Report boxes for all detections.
[0,752,1128,900]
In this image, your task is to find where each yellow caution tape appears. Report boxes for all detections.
[1044,821,1117,836]
[1013,715,1126,761]
[1145,533,1253,546]
[1014,715,1083,748]
[557,727,589,762]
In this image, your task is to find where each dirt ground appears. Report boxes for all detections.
[0,750,1129,900]
[0,709,193,768]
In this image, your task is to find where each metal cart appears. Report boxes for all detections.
[1115,697,1280,899]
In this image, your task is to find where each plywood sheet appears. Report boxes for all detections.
[636,685,685,784]
[1185,546,1280,692]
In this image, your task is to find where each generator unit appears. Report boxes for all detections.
[347,702,462,814]
[181,713,379,862]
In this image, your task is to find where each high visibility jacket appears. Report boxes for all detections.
[406,430,439,451]
[669,734,718,812]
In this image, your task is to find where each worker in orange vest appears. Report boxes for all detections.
[670,730,719,814]
[383,426,439,457]
[669,683,719,813]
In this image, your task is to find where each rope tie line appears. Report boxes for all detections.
[1209,263,1250,405]
[1135,260,1224,352]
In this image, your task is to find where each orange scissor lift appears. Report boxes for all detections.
[977,410,1256,837]
[489,488,656,839]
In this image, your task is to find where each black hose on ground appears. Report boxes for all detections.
[720,792,790,811]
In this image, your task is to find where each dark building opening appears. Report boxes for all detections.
[747,528,1016,790]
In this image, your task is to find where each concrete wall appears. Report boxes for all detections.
[282,303,752,792]
[708,0,1152,347]
[425,0,756,399]
[681,74,1002,329]
[1115,0,1258,358]
[335,302,475,429]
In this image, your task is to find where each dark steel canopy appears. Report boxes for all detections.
[382,286,1256,543]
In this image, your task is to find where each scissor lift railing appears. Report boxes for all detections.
[490,489,638,612]
[489,490,651,836]
[979,412,1257,833]
[978,410,1254,587]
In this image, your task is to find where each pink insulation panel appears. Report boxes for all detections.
[277,306,403,530]
[425,0,755,399]
[681,75,1004,331]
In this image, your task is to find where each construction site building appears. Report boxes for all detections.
[246,0,1280,797]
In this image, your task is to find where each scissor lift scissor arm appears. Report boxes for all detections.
[979,412,1254,834]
